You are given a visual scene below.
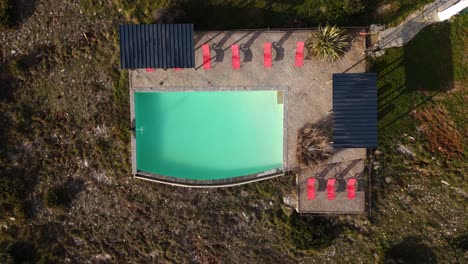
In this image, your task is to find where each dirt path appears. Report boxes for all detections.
[379,0,460,48]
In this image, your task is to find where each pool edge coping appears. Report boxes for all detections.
[133,170,285,188]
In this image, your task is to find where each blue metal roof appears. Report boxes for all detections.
[332,73,378,148]
[119,24,195,69]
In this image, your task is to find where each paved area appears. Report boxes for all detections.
[297,148,367,214]
[130,30,367,172]
[379,0,459,49]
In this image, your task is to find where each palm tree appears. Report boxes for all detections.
[306,25,349,62]
[297,124,332,166]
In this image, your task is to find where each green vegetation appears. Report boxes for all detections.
[0,0,10,29]
[306,25,348,62]
[385,237,437,264]
[371,13,467,159]
[3,240,38,264]
[1,0,438,30]
[369,13,467,263]
[0,0,37,29]
[0,0,465,263]
[0,175,26,219]
[102,0,435,28]
[44,186,69,208]
[0,232,64,264]
[173,0,435,29]
[289,214,340,250]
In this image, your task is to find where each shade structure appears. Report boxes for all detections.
[119,24,195,69]
[332,73,378,148]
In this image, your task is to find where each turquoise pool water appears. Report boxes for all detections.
[134,90,284,180]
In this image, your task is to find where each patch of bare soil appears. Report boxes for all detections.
[413,104,463,158]
[375,2,400,16]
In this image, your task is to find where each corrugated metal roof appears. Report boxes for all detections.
[332,73,378,148]
[119,24,195,69]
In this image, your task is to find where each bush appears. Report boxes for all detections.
[0,175,26,219]
[0,0,11,29]
[453,233,468,251]
[38,252,61,264]
[5,240,38,264]
[44,187,70,208]
[0,253,14,264]
[306,25,349,62]
[289,213,341,250]
[297,123,332,166]
[385,237,437,264]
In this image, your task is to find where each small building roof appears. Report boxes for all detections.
[119,24,195,69]
[332,73,378,148]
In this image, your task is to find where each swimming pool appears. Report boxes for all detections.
[133,90,284,182]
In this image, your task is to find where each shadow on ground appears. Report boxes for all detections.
[289,213,342,250]
[0,60,19,102]
[452,233,468,251]
[2,0,38,28]
[375,21,454,129]
[169,0,370,29]
[45,178,85,208]
[385,236,438,264]
[0,222,65,263]
[368,19,458,221]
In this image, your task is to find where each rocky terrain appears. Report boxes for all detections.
[0,1,466,263]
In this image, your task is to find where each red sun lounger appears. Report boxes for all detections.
[347,178,356,200]
[307,178,316,200]
[295,41,304,67]
[264,42,272,68]
[327,178,336,200]
[146,68,155,72]
[231,44,240,69]
[202,44,211,69]
[174,68,182,71]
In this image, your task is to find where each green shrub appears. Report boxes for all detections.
[453,233,468,251]
[44,187,70,208]
[0,176,25,201]
[289,213,341,250]
[38,252,61,264]
[0,0,11,29]
[5,240,38,264]
[385,237,437,264]
[306,25,349,62]
[0,253,14,264]
[0,175,26,219]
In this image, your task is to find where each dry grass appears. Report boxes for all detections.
[413,105,463,159]
[296,123,332,166]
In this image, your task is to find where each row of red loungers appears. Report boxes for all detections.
[307,178,357,201]
[145,42,304,72]
[203,42,304,69]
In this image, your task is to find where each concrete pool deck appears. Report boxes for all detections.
[129,29,368,212]
[297,148,367,214]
